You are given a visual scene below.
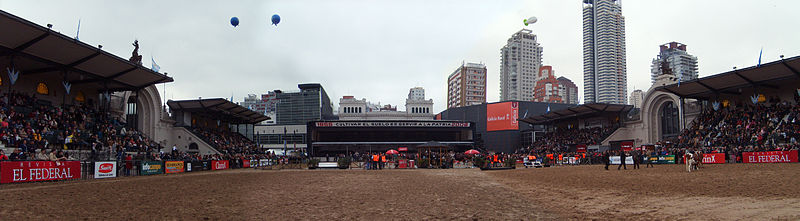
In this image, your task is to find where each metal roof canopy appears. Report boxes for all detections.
[0,10,173,92]
[167,98,269,124]
[519,103,633,125]
[653,55,800,99]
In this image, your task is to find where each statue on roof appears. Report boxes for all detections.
[130,40,143,65]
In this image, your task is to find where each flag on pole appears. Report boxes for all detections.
[757,48,763,67]
[546,104,551,113]
[151,56,160,72]
[75,19,81,40]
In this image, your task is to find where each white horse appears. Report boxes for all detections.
[684,153,698,172]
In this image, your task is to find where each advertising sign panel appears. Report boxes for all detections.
[398,147,408,152]
[94,161,117,179]
[486,102,519,131]
[212,160,229,170]
[165,161,185,173]
[621,141,633,151]
[249,160,258,168]
[609,156,634,165]
[743,150,798,163]
[1,161,81,184]
[140,161,164,175]
[646,155,676,164]
[576,145,587,153]
[702,153,726,164]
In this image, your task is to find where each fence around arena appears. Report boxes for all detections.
[1,150,796,184]
[0,158,288,185]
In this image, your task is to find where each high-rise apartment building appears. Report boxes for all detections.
[447,62,487,108]
[532,66,562,103]
[583,0,627,104]
[630,89,643,109]
[558,77,579,104]
[500,29,543,101]
[650,42,698,84]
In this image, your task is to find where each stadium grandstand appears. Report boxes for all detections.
[0,9,172,161]
[522,54,800,163]
[167,98,268,156]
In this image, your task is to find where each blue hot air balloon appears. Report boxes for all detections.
[230,17,239,27]
[271,14,280,26]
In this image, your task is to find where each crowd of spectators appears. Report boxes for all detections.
[524,126,618,154]
[189,127,261,155]
[0,91,162,161]
[664,99,800,153]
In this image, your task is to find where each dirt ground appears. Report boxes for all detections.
[0,164,798,220]
[488,163,800,220]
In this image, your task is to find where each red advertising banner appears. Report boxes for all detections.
[486,102,519,131]
[242,160,250,168]
[1,161,81,184]
[743,150,799,163]
[576,144,587,153]
[621,141,633,151]
[702,153,725,164]
[212,160,229,170]
[398,147,408,152]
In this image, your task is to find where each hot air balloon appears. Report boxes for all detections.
[230,17,239,27]
[523,16,537,26]
[271,14,281,26]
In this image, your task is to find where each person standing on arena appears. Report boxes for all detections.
[617,150,627,170]
[632,150,640,169]
[646,149,655,168]
[603,151,610,170]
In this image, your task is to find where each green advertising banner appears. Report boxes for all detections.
[646,155,676,164]
[140,161,164,175]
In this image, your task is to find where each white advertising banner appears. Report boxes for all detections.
[609,156,634,165]
[94,161,117,179]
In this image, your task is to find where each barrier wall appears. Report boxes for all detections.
[1,161,82,183]
[646,155,676,164]
[140,161,164,175]
[212,160,229,170]
[743,150,798,163]
[165,161,185,174]
[702,153,726,164]
[94,161,117,179]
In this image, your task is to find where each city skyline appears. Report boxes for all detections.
[3,1,799,113]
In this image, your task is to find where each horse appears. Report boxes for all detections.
[684,152,698,172]
[694,152,704,169]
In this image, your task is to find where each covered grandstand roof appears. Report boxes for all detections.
[519,103,633,125]
[654,55,800,99]
[167,98,269,124]
[0,10,173,92]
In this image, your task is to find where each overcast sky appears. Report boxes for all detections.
[2,0,799,112]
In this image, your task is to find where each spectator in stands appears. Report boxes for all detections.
[0,149,8,161]
[36,149,48,160]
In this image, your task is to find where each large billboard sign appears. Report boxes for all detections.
[1,161,81,183]
[486,102,519,131]
[743,150,798,163]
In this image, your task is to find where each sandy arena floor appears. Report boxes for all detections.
[0,164,798,220]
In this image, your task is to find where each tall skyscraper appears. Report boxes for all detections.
[500,29,543,102]
[447,62,487,108]
[650,42,698,84]
[583,0,627,104]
